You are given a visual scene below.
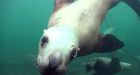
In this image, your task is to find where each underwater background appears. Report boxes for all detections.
[0,0,140,75]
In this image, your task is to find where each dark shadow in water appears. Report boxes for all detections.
[123,0,140,16]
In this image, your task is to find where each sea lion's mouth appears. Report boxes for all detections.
[37,63,67,75]
[39,66,66,75]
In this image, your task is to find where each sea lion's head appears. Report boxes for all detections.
[37,27,79,75]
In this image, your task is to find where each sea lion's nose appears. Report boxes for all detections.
[48,53,62,68]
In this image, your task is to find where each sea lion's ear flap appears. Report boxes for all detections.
[70,45,80,60]
[72,47,80,58]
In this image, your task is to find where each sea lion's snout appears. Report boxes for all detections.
[37,51,67,75]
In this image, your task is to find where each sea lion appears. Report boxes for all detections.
[84,57,131,75]
[37,0,124,75]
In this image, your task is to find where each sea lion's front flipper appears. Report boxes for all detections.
[93,34,124,53]
[123,0,140,16]
[54,0,74,11]
[110,0,121,9]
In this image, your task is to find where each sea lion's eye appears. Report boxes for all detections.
[41,36,48,47]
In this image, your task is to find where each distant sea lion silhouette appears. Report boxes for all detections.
[37,0,124,75]
[84,57,131,75]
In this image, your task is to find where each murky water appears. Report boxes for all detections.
[0,0,140,75]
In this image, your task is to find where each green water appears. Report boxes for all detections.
[0,0,140,75]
